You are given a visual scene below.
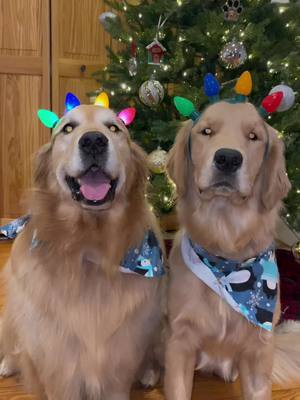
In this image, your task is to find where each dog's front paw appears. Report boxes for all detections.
[0,356,17,378]
[139,367,160,388]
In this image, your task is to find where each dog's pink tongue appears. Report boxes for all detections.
[80,168,111,201]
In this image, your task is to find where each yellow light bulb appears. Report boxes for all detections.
[235,71,252,96]
[94,92,109,108]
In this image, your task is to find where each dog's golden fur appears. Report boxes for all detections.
[0,105,164,400]
[165,101,300,400]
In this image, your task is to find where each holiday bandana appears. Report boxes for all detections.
[0,215,30,240]
[121,230,165,278]
[0,217,165,279]
[181,233,279,331]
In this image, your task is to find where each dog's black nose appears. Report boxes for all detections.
[214,148,243,173]
[79,132,108,157]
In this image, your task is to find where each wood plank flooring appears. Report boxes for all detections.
[0,242,300,399]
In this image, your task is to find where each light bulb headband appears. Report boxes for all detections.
[174,71,285,124]
[175,71,285,168]
[37,92,136,133]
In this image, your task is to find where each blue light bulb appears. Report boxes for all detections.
[204,73,221,99]
[65,93,80,112]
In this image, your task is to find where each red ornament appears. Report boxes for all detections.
[130,41,137,57]
[146,39,166,65]
[261,91,283,114]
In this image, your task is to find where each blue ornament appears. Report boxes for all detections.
[204,73,221,101]
[65,93,80,112]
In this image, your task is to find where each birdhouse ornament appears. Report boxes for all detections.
[146,38,166,65]
[146,14,168,65]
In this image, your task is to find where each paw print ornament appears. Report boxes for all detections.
[223,0,243,22]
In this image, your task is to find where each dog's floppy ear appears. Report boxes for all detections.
[261,125,291,211]
[167,121,191,197]
[33,143,52,188]
[130,141,148,191]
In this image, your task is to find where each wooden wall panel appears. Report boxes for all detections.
[0,75,49,218]
[0,0,43,57]
[0,0,116,218]
[58,0,111,61]
[52,0,112,113]
[0,0,50,219]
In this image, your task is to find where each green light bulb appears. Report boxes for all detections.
[37,109,59,128]
[174,96,195,117]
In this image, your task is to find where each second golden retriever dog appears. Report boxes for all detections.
[165,72,300,400]
[0,95,165,400]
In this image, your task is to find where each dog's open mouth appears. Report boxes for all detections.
[66,166,118,206]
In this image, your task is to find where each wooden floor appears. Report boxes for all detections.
[1,242,300,399]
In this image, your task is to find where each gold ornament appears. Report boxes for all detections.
[148,148,167,174]
[292,241,300,263]
[127,0,142,5]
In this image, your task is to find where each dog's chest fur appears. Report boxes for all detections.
[7,234,161,398]
[168,244,275,378]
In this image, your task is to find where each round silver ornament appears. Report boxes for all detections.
[139,80,164,107]
[98,12,117,32]
[220,39,247,69]
[269,84,295,112]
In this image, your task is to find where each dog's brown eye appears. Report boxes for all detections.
[249,132,258,141]
[109,124,119,133]
[63,124,74,134]
[201,128,213,136]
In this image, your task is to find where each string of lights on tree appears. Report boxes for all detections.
[93,0,299,241]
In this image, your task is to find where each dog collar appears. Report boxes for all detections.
[0,217,165,279]
[181,233,278,331]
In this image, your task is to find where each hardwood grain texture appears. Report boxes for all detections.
[0,0,112,219]
[0,0,50,220]
[0,75,49,219]
[0,0,42,57]
[0,242,300,399]
[51,0,112,115]
[58,0,111,62]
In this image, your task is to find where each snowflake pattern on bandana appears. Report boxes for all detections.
[181,234,278,331]
[121,230,165,278]
[0,216,165,279]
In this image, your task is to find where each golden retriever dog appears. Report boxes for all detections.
[164,100,300,400]
[0,104,165,400]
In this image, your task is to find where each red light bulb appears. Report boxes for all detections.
[261,91,283,114]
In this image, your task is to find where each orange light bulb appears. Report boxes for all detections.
[94,92,109,108]
[235,71,252,96]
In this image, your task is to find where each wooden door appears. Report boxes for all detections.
[0,0,51,221]
[51,0,112,115]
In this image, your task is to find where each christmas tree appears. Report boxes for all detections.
[92,0,300,231]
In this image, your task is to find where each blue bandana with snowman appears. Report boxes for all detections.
[181,234,279,331]
[0,217,165,279]
[121,230,165,278]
